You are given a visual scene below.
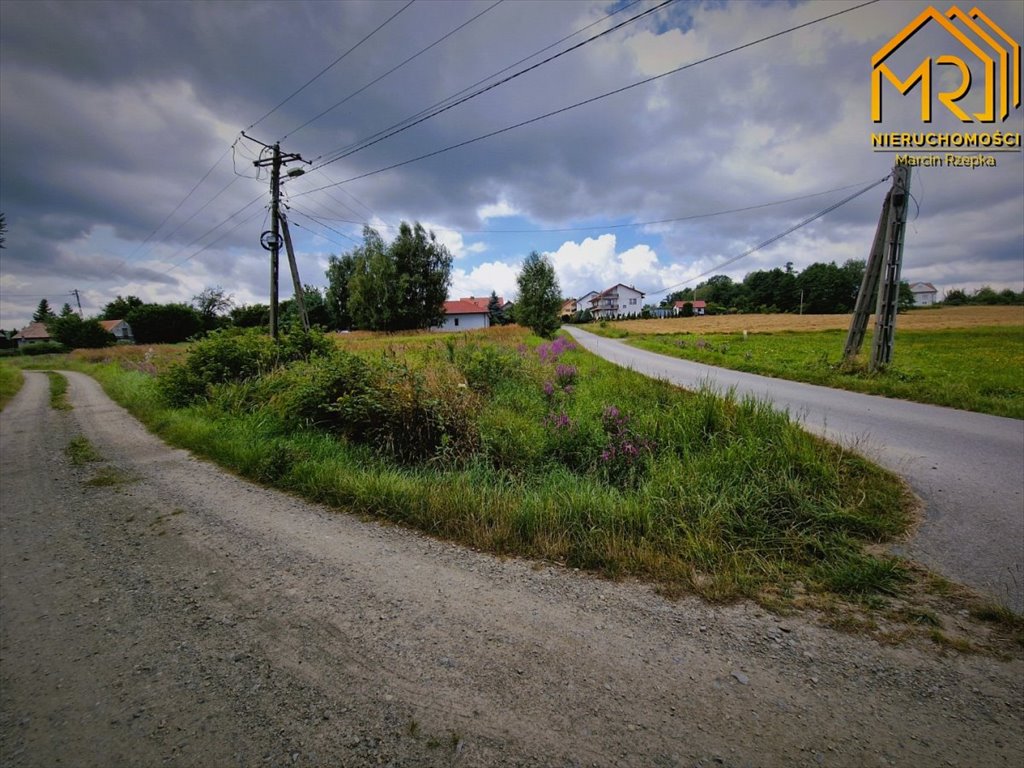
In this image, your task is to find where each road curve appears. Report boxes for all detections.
[2,372,1023,766]
[565,327,1024,613]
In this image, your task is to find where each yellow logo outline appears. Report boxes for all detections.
[871,5,1021,124]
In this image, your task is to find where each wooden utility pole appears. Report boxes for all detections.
[245,133,307,340]
[280,215,309,331]
[843,163,911,370]
[70,288,83,317]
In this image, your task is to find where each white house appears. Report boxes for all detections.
[100,319,134,342]
[672,299,707,316]
[435,300,491,332]
[588,284,645,319]
[576,290,600,316]
[909,282,938,306]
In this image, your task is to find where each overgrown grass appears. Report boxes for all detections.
[80,329,917,608]
[0,363,23,411]
[603,326,1024,418]
[46,371,71,410]
[66,435,102,465]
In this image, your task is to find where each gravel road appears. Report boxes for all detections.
[565,327,1024,613]
[1,370,1022,767]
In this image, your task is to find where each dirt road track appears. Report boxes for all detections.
[1,370,1022,767]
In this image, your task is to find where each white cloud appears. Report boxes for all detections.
[476,200,519,220]
[450,260,520,301]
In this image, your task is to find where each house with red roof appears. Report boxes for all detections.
[672,300,707,316]
[435,300,491,332]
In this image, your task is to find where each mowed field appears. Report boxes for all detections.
[606,305,1024,335]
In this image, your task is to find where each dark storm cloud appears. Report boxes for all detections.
[1,0,1022,327]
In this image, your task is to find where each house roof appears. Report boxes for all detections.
[12,322,51,340]
[458,296,506,310]
[443,300,490,315]
[673,300,707,309]
[590,283,645,303]
[99,319,127,331]
[909,282,937,292]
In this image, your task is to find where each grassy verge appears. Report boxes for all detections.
[46,371,71,410]
[62,328,1022,653]
[0,363,24,411]
[583,325,1023,419]
[82,328,916,609]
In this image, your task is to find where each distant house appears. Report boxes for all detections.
[576,290,600,315]
[909,282,938,306]
[588,284,645,319]
[560,299,577,319]
[672,300,707,316]
[11,322,52,347]
[99,319,134,342]
[435,300,491,332]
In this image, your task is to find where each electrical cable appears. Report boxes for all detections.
[320,0,644,161]
[279,0,505,142]
[297,0,879,196]
[164,202,268,275]
[311,0,678,169]
[648,174,892,297]
[246,0,416,132]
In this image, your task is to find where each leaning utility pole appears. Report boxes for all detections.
[843,162,911,371]
[70,288,83,317]
[244,133,308,340]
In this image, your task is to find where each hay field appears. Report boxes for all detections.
[604,305,1024,335]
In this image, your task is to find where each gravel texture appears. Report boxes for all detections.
[1,370,1022,767]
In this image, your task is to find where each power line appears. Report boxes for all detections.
[311,0,678,170]
[161,192,267,274]
[164,201,268,275]
[649,175,891,297]
[318,0,644,162]
[280,0,505,142]
[297,178,885,235]
[246,0,416,133]
[297,0,879,196]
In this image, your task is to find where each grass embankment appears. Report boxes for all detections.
[584,311,1024,419]
[78,327,914,608]
[0,363,24,411]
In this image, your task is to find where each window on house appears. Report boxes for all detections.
[454,318,459,327]
[629,298,637,305]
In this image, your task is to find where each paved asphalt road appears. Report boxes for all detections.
[565,327,1024,613]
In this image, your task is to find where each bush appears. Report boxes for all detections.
[455,342,523,395]
[331,357,480,465]
[158,327,333,407]
[14,342,68,356]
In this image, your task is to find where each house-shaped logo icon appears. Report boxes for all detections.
[872,5,1021,123]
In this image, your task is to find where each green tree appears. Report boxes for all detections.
[192,286,233,332]
[343,223,452,332]
[943,288,969,305]
[325,253,357,329]
[59,303,75,317]
[898,281,914,312]
[680,301,694,318]
[32,299,56,323]
[348,232,397,331]
[127,303,203,344]
[515,251,562,338]
[229,304,269,328]
[100,295,144,320]
[389,222,453,330]
[487,291,507,326]
[46,314,112,349]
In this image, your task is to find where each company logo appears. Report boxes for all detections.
[872,5,1021,123]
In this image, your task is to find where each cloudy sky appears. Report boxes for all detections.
[1,0,1022,330]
